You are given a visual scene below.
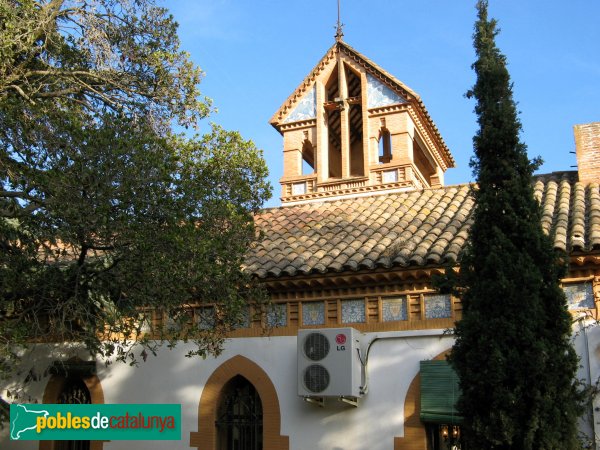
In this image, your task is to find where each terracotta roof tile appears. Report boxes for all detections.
[246,172,600,279]
[589,184,600,247]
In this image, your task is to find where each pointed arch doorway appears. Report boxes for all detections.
[40,361,104,450]
[215,375,262,450]
[190,355,289,450]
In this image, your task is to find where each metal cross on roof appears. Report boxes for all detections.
[335,0,344,41]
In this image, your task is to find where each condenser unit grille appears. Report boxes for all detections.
[303,332,330,361]
[304,364,330,393]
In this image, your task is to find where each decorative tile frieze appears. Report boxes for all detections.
[424,294,452,319]
[341,299,366,324]
[195,307,215,330]
[292,182,307,195]
[382,297,407,322]
[267,303,287,328]
[164,316,181,332]
[137,312,152,333]
[302,302,325,325]
[564,283,594,309]
[367,73,406,108]
[236,307,250,329]
[284,85,316,123]
[382,170,398,183]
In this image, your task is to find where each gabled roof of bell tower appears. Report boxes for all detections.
[272,39,456,205]
[270,40,455,169]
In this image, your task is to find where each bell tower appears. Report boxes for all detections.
[270,40,455,205]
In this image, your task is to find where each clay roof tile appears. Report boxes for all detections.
[247,172,598,279]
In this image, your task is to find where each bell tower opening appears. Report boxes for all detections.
[346,65,364,177]
[413,136,436,186]
[324,62,364,179]
[325,64,342,179]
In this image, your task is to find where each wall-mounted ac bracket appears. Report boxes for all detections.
[303,396,325,407]
[339,396,358,407]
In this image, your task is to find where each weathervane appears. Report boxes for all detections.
[335,0,344,41]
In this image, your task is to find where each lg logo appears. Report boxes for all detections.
[335,333,346,351]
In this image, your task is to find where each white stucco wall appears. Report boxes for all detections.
[2,324,597,450]
[0,329,455,450]
[578,319,600,448]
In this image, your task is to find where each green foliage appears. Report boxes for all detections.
[0,0,209,126]
[0,0,272,384]
[448,1,584,448]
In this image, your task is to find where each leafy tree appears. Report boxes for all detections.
[449,1,583,448]
[0,0,271,386]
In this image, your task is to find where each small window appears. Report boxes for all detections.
[302,140,315,175]
[378,128,392,164]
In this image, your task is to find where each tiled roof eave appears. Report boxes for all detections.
[247,172,600,282]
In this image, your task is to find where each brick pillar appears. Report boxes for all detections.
[338,60,350,179]
[574,122,600,184]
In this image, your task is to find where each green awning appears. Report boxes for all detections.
[420,360,463,424]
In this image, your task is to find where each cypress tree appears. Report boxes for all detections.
[449,1,584,449]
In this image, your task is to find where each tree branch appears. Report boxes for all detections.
[5,85,36,105]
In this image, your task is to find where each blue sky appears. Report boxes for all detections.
[168,0,600,208]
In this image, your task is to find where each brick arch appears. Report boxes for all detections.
[40,370,105,450]
[190,355,289,450]
[394,348,452,450]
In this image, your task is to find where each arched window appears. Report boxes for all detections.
[378,128,392,164]
[56,378,91,450]
[216,376,263,450]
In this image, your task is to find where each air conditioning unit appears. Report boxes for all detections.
[297,328,364,398]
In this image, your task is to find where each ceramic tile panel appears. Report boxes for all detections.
[165,315,181,332]
[424,294,452,319]
[137,313,151,334]
[195,307,215,330]
[341,299,366,324]
[302,302,325,326]
[267,303,287,328]
[382,170,398,183]
[292,182,307,195]
[367,73,406,108]
[236,307,250,329]
[382,297,407,322]
[564,283,595,309]
[284,85,316,123]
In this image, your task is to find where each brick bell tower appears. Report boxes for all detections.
[270,37,456,205]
